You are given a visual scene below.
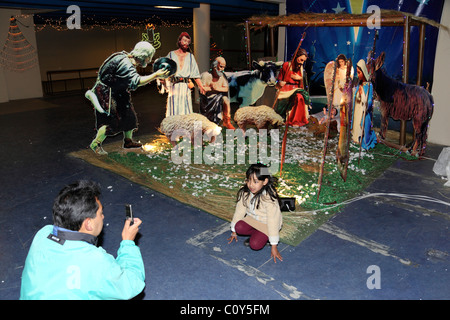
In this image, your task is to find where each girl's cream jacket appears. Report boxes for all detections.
[231,192,282,245]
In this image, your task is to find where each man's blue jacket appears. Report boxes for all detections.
[20,225,145,300]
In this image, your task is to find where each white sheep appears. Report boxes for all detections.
[159,113,222,147]
[234,105,284,132]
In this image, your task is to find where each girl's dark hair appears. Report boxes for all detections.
[52,180,101,231]
[236,163,280,209]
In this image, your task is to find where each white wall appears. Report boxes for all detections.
[429,1,450,146]
[0,8,266,104]
[0,9,43,102]
[34,19,262,81]
[36,24,191,80]
[193,3,211,74]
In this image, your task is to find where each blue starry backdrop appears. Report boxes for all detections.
[285,0,445,94]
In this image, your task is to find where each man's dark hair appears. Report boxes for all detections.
[52,180,101,231]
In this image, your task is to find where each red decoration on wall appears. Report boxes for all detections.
[0,17,38,72]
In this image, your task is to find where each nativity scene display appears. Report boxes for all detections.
[77,3,446,246]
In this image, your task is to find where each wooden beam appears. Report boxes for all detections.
[246,11,447,30]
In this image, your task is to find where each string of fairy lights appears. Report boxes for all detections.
[1,13,239,71]
[32,14,193,32]
[0,13,193,72]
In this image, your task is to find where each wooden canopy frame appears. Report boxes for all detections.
[244,10,448,145]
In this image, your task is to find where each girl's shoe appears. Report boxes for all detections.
[244,238,270,248]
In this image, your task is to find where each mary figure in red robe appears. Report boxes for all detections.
[275,48,310,127]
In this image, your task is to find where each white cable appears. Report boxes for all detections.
[285,203,294,213]
[286,192,450,217]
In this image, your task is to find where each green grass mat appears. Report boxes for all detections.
[70,126,415,246]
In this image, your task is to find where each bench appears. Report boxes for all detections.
[44,68,98,94]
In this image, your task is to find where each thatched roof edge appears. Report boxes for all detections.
[244,9,448,32]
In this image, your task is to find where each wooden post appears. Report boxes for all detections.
[417,23,426,86]
[400,16,411,146]
[269,27,276,57]
[245,20,252,70]
[413,23,426,141]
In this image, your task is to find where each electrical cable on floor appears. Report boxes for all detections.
[286,192,450,217]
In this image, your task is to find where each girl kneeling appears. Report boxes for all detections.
[228,163,283,263]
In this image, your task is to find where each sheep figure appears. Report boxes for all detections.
[234,105,285,132]
[159,113,222,147]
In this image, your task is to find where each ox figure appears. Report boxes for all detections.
[226,60,283,108]
[371,52,434,156]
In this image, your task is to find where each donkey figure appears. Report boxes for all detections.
[370,52,434,156]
